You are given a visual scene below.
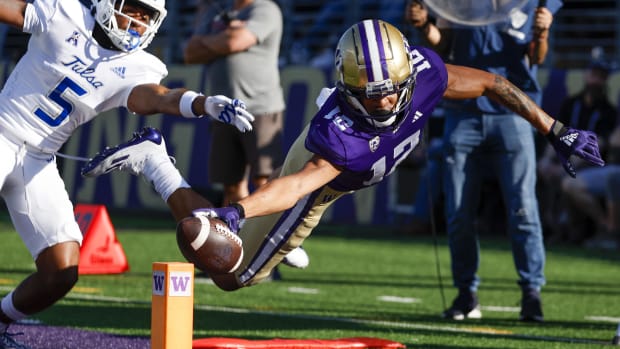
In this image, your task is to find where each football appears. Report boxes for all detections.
[176,215,243,274]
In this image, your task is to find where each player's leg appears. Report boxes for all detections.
[221,178,250,206]
[7,242,80,316]
[246,111,310,270]
[0,150,82,331]
[166,187,214,221]
[81,127,204,220]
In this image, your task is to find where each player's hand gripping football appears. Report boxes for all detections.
[205,95,255,132]
[546,120,605,177]
[193,204,245,233]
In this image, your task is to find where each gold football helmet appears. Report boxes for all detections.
[335,19,416,128]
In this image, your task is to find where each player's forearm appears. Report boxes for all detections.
[128,85,207,117]
[484,75,554,134]
[237,178,302,218]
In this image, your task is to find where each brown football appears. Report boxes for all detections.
[176,215,243,274]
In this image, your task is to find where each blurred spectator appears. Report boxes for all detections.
[409,0,562,323]
[183,0,309,278]
[183,0,286,205]
[537,50,617,244]
[292,0,406,71]
[405,137,444,235]
[559,127,620,250]
[402,1,444,236]
[601,169,620,249]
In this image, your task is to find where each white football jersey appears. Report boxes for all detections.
[0,0,167,152]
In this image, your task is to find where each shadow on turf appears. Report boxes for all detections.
[36,302,150,331]
[192,308,610,348]
[25,291,613,348]
[278,271,620,298]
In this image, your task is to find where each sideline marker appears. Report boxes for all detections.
[151,262,195,349]
[74,204,129,274]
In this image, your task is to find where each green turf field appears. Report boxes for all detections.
[0,216,618,348]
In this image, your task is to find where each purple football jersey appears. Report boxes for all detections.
[306,46,447,192]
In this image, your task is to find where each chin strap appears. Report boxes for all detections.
[92,23,119,51]
[345,95,370,116]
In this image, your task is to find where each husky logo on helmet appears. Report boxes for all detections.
[93,0,167,52]
[335,19,416,129]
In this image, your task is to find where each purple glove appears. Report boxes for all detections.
[546,120,605,177]
[192,203,245,233]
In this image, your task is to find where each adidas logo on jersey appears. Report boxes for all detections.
[111,66,126,79]
[412,110,423,123]
[560,132,578,147]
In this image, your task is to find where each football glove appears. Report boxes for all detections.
[546,119,605,177]
[193,203,245,233]
[205,95,255,133]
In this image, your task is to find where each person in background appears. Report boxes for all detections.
[83,19,602,302]
[560,126,620,250]
[184,0,285,206]
[538,53,618,244]
[183,0,308,270]
[0,0,254,347]
[407,0,562,322]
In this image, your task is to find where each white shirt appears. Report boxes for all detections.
[0,0,167,152]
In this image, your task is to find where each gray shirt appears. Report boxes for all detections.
[199,0,285,114]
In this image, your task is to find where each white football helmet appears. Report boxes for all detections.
[93,0,167,52]
[335,19,416,128]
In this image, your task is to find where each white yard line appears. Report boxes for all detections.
[377,295,421,303]
[585,316,620,323]
[481,305,520,312]
[288,287,320,294]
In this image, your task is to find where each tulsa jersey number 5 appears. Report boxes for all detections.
[35,76,87,127]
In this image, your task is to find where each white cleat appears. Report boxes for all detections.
[81,127,172,178]
[281,246,310,269]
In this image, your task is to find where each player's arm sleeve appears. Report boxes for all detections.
[416,46,448,95]
[305,124,347,168]
[22,0,58,34]
[120,59,168,110]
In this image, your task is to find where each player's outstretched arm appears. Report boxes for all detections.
[0,0,27,28]
[444,64,553,133]
[443,64,604,176]
[240,155,341,217]
[127,84,254,132]
[195,154,342,232]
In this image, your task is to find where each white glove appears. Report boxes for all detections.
[204,95,255,132]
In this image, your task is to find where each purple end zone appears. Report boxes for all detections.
[10,323,149,349]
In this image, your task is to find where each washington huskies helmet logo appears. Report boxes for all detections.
[369,136,380,152]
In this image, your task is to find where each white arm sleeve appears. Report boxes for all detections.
[22,0,58,34]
